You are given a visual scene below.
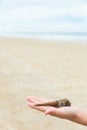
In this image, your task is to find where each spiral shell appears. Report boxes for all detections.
[34,98,71,108]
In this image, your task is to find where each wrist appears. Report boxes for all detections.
[70,110,87,126]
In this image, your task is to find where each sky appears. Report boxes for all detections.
[0,0,87,35]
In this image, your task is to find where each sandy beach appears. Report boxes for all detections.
[0,37,87,130]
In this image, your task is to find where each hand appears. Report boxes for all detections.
[26,96,78,121]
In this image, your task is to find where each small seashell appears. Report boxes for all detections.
[34,98,71,108]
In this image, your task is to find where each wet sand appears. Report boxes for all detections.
[0,37,87,130]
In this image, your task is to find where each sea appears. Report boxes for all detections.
[0,32,87,42]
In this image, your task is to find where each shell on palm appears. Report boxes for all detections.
[34,98,71,108]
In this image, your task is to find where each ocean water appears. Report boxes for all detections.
[0,32,87,42]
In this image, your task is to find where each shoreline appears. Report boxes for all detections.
[0,36,87,45]
[0,35,87,43]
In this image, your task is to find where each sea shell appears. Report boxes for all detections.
[34,98,71,108]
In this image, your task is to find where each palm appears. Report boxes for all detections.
[26,96,78,120]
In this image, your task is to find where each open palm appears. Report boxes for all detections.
[26,96,78,120]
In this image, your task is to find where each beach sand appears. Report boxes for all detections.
[0,37,87,130]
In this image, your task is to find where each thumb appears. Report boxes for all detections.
[45,107,54,115]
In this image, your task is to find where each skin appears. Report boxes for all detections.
[26,96,87,126]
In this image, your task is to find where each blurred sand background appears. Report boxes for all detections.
[0,37,87,130]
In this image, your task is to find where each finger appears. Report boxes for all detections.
[26,96,40,103]
[26,96,44,104]
[45,107,55,115]
[33,97,52,102]
[26,96,51,104]
[26,96,35,102]
[27,102,48,113]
